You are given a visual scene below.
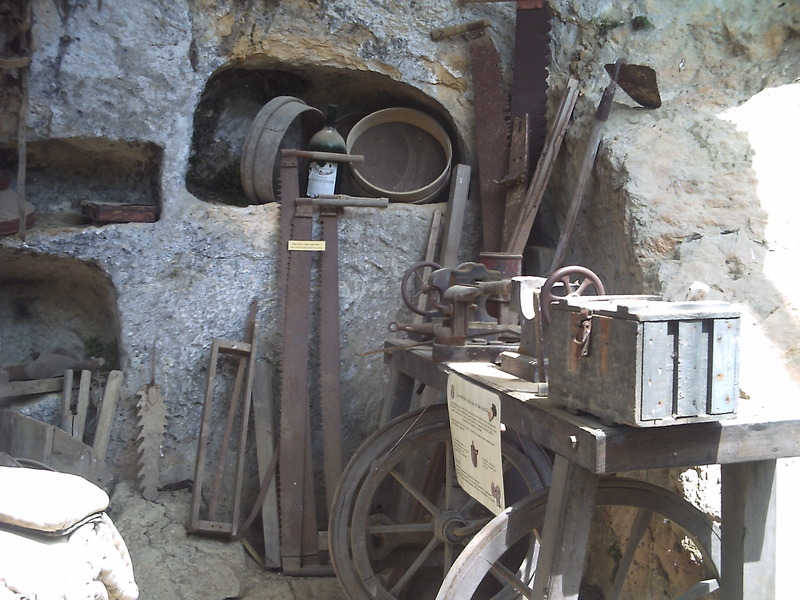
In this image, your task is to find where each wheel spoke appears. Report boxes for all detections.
[332,405,551,600]
[675,579,720,600]
[575,278,593,295]
[390,467,441,519]
[389,535,442,596]
[488,560,535,599]
[443,543,454,579]
[608,509,652,600]
[435,479,721,600]
[366,522,435,535]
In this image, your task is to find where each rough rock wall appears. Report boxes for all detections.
[0,0,516,481]
[541,1,800,595]
[2,0,800,594]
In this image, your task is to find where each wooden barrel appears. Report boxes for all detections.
[240,96,324,203]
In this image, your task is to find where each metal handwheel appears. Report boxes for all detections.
[435,478,721,600]
[328,404,553,600]
[539,265,605,325]
[400,261,446,317]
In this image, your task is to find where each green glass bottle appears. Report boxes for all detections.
[306,104,346,197]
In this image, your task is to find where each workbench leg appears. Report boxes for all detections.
[380,367,416,426]
[721,459,777,600]
[532,454,598,600]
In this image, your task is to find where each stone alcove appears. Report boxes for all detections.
[0,252,120,411]
[185,62,463,206]
[0,138,162,228]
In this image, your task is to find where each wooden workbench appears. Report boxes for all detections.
[383,337,800,600]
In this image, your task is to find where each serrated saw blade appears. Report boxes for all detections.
[468,27,511,253]
[136,382,166,502]
[276,152,319,574]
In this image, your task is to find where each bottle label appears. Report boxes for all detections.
[307,162,338,197]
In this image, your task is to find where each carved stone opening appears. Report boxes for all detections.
[186,63,461,206]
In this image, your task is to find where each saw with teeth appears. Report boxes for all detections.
[136,344,166,502]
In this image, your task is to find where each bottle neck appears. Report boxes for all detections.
[324,104,338,129]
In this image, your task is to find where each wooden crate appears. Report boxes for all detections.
[546,296,740,427]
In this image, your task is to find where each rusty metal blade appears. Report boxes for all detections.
[502,114,530,249]
[604,63,661,108]
[469,28,510,253]
[319,204,343,515]
[505,78,580,256]
[277,155,318,573]
[510,3,552,166]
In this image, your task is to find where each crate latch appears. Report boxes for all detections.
[573,309,594,360]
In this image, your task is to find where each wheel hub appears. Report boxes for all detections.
[434,510,469,544]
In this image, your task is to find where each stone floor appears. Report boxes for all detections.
[109,481,346,600]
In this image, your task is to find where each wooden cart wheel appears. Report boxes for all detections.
[400,261,446,317]
[539,265,605,325]
[328,404,552,600]
[435,478,721,600]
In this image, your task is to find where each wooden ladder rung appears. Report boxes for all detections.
[214,340,253,356]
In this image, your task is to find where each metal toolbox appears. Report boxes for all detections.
[546,296,740,427]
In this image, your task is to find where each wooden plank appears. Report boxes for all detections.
[81,202,158,224]
[676,320,708,417]
[721,460,777,599]
[60,370,74,430]
[505,78,579,255]
[72,370,91,440]
[710,318,740,414]
[501,114,530,249]
[380,367,417,426]
[252,361,281,569]
[531,454,598,600]
[413,208,443,324]
[0,410,111,487]
[0,377,64,401]
[382,340,800,473]
[640,322,673,420]
[93,370,122,461]
[230,322,258,538]
[207,349,249,520]
[439,164,470,268]
[189,339,222,532]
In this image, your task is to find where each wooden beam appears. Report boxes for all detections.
[0,377,64,401]
[721,460,778,599]
[93,370,122,461]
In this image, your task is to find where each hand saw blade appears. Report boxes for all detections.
[318,204,343,516]
[510,3,552,165]
[277,153,319,573]
[468,27,510,253]
[136,382,166,502]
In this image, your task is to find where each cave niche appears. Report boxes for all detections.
[0,252,120,371]
[186,63,461,206]
[0,138,163,228]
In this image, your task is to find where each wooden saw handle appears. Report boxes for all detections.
[430,19,490,41]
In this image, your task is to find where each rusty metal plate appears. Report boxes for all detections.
[468,29,510,253]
